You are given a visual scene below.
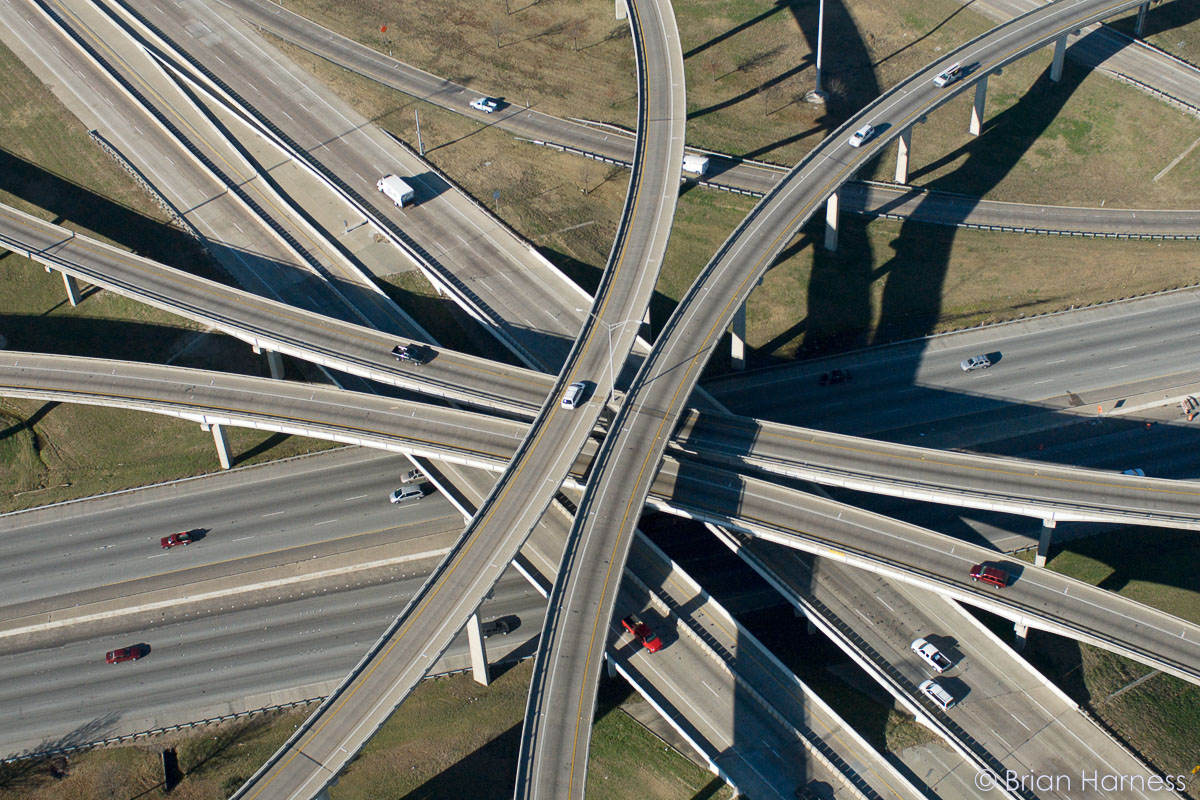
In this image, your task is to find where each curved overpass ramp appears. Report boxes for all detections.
[227,0,686,795]
[4,351,1198,687]
[517,0,1170,796]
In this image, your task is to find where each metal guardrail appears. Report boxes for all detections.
[86,129,203,243]
[1,698,324,765]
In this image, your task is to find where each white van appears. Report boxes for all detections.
[919,678,956,710]
[682,154,710,176]
[389,485,424,504]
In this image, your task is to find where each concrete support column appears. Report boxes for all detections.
[1050,36,1067,82]
[641,305,653,342]
[606,653,618,679]
[1035,519,1057,567]
[1013,622,1029,651]
[824,189,840,251]
[806,619,817,636]
[969,75,989,136]
[730,302,747,371]
[467,613,490,686]
[615,0,626,20]
[202,422,232,470]
[62,272,81,307]
[315,788,333,800]
[894,126,913,184]
[1134,2,1149,37]
[265,350,284,380]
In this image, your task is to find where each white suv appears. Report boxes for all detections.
[848,124,875,148]
[960,354,991,371]
[919,678,957,710]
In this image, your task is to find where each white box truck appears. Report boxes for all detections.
[377,174,415,208]
[682,154,710,176]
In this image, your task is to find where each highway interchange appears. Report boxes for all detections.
[2,0,1200,796]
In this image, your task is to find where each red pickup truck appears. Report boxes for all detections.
[621,615,664,653]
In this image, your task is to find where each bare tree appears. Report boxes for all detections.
[490,18,505,48]
[564,18,587,51]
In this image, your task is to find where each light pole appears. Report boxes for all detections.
[577,309,643,401]
[806,0,828,104]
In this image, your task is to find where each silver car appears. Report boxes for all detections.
[847,123,875,148]
[960,354,992,371]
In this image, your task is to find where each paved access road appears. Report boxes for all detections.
[224,0,1200,238]
[522,2,1178,796]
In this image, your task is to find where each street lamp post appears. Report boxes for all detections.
[577,309,643,401]
[806,0,828,104]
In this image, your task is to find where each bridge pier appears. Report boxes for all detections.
[46,266,83,306]
[251,345,285,380]
[894,126,912,184]
[1135,2,1149,36]
[467,613,491,686]
[1013,622,1029,651]
[606,653,618,679]
[201,421,232,469]
[969,75,989,136]
[615,0,626,20]
[314,788,333,800]
[730,303,747,371]
[1050,36,1067,82]
[1036,519,1057,567]
[824,189,840,251]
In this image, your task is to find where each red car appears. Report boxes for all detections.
[105,643,150,664]
[621,615,663,653]
[970,563,1009,588]
[161,531,192,549]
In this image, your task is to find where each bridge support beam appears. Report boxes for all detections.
[969,75,989,136]
[467,613,490,686]
[252,345,285,379]
[894,126,913,184]
[202,422,232,470]
[824,189,840,251]
[266,350,284,380]
[730,302,747,371]
[49,268,83,307]
[606,653,618,679]
[1135,2,1149,37]
[1013,622,1029,651]
[1050,36,1067,82]
[1035,519,1057,567]
[615,0,626,20]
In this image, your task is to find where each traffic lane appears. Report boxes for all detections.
[0,565,542,757]
[129,0,586,368]
[679,414,1200,526]
[660,462,1200,679]
[0,459,466,605]
[0,205,551,416]
[809,560,1155,800]
[705,288,1200,432]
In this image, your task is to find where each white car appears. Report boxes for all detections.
[911,638,953,673]
[933,62,963,87]
[561,381,587,409]
[847,124,875,148]
[470,96,499,113]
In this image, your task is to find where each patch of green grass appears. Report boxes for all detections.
[588,692,734,800]
[0,666,731,800]
[1020,527,1200,795]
